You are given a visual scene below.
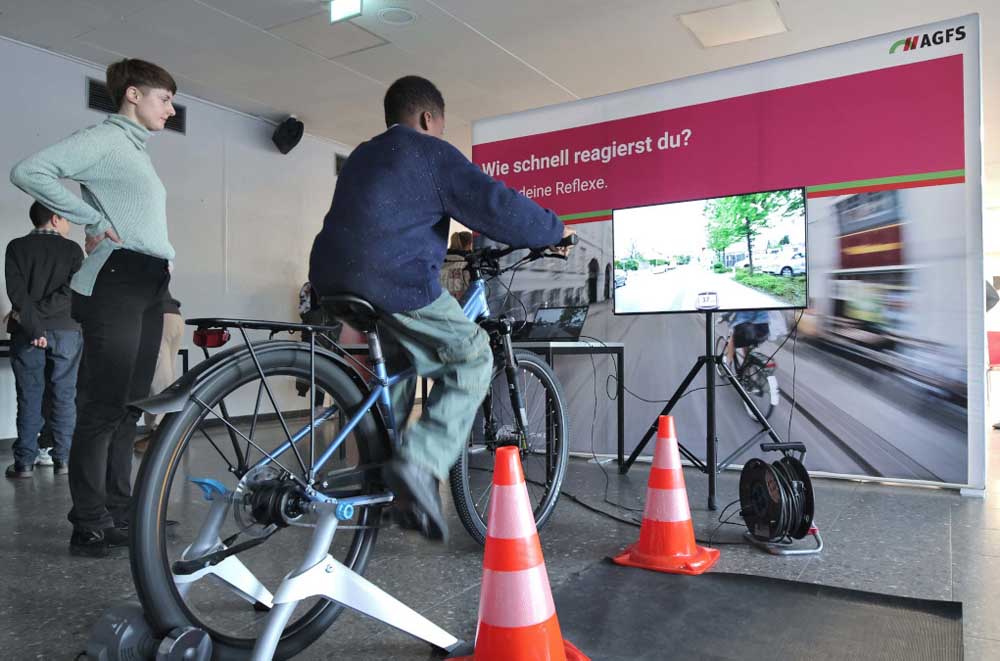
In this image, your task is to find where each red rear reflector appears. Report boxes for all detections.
[194,328,230,348]
[766,361,777,369]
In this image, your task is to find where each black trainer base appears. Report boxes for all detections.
[550,561,962,660]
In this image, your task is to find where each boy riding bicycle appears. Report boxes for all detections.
[309,76,574,541]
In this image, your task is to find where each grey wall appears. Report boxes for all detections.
[0,37,351,439]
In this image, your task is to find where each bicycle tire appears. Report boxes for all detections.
[448,350,570,545]
[130,343,389,660]
[741,353,775,420]
[714,336,729,379]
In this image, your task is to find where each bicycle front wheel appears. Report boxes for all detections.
[130,342,389,660]
[740,353,776,420]
[449,350,570,545]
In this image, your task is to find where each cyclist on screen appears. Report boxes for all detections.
[309,76,574,541]
[726,309,770,367]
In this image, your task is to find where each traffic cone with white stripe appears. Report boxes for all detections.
[613,415,720,575]
[452,446,588,661]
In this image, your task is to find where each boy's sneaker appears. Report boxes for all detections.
[382,458,448,542]
[34,448,54,466]
[5,463,34,479]
[52,460,69,476]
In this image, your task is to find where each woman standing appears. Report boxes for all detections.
[11,59,177,557]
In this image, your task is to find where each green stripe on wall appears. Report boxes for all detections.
[807,169,965,193]
[559,209,612,221]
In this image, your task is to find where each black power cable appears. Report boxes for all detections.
[479,252,808,547]
[742,459,808,544]
[570,313,804,544]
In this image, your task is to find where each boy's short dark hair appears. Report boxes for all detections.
[106,58,177,109]
[29,201,56,228]
[384,76,445,128]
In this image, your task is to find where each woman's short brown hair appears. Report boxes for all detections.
[106,58,177,108]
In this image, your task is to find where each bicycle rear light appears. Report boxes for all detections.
[194,328,231,348]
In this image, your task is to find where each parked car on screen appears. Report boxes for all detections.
[614,269,628,288]
[652,263,670,274]
[764,251,806,277]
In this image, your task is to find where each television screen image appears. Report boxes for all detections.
[612,188,808,315]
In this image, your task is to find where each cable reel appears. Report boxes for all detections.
[739,454,814,543]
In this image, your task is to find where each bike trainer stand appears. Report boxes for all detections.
[250,498,466,660]
[619,311,790,510]
[86,482,467,660]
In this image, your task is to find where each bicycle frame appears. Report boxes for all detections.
[244,277,493,497]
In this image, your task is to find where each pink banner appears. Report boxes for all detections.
[472,55,965,216]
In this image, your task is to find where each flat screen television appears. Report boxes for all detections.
[612,187,808,315]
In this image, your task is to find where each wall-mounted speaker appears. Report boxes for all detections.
[272,116,304,154]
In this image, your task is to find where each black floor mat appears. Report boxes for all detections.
[550,560,962,660]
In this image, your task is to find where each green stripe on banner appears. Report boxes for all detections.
[560,209,612,221]
[807,169,965,193]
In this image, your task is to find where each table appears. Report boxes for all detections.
[512,341,625,466]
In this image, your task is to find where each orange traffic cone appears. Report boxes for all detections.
[613,415,720,575]
[453,446,588,661]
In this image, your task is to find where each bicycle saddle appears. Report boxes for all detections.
[321,293,380,332]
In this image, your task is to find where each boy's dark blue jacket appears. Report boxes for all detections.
[309,124,563,313]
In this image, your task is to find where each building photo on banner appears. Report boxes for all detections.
[473,15,982,489]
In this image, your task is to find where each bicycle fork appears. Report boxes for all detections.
[498,318,530,445]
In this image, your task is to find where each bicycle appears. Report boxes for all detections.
[127,236,576,659]
[714,313,780,419]
[448,241,572,544]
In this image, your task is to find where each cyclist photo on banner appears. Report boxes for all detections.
[726,309,770,367]
[717,309,781,420]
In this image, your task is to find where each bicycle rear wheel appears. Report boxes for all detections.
[740,352,776,420]
[714,336,729,378]
[130,343,389,660]
[449,350,570,545]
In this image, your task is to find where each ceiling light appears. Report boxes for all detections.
[377,7,418,26]
[330,0,362,24]
[678,0,787,48]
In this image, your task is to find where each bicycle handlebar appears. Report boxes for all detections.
[466,232,578,274]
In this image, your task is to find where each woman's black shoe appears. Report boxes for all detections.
[70,529,111,558]
[70,527,128,557]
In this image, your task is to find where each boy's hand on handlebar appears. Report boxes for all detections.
[550,227,577,256]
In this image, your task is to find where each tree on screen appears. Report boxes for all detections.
[705,190,802,274]
[706,209,739,264]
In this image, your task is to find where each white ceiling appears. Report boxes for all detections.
[0,0,996,209]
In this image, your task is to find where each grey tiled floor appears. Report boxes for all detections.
[1,430,998,660]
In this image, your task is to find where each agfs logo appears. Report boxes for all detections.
[890,26,966,54]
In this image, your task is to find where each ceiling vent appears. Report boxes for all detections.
[377,7,418,26]
[87,78,187,135]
